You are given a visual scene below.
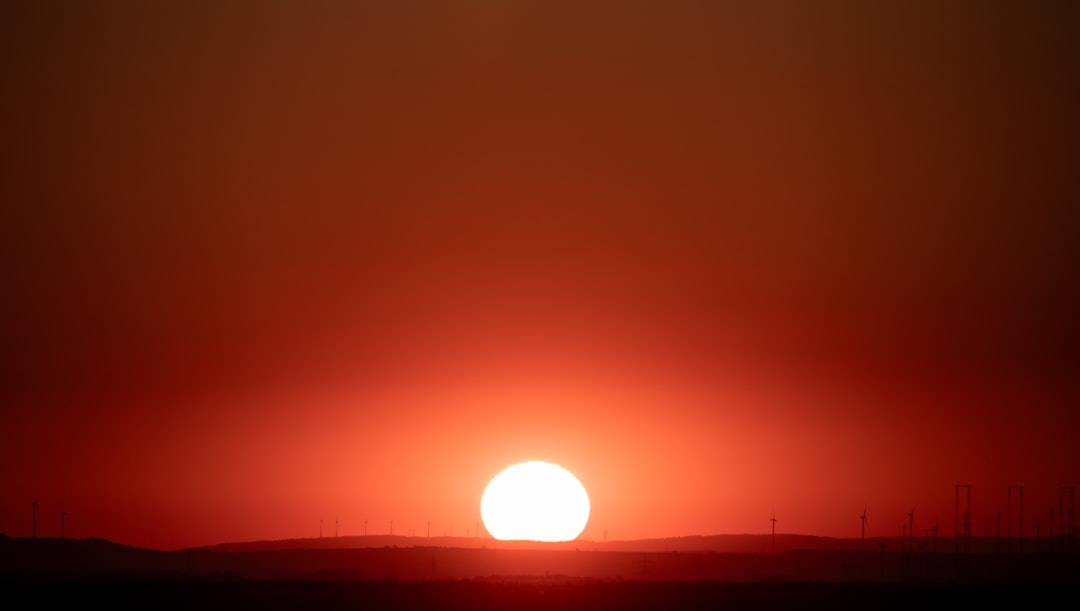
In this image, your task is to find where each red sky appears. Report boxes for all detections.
[1,1,1078,550]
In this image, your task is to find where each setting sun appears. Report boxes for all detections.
[480,461,590,542]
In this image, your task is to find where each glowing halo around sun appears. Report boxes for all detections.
[480,461,590,542]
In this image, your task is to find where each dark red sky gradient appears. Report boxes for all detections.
[2,2,1078,550]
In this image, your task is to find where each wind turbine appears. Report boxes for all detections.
[60,506,68,540]
[32,498,38,539]
[859,505,869,551]
[907,507,915,553]
[770,512,778,553]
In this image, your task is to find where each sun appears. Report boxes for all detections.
[480,461,590,542]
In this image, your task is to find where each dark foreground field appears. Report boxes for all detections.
[0,579,1069,611]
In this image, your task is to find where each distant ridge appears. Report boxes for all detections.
[2,534,1077,583]
[0,531,974,554]
[207,533,936,554]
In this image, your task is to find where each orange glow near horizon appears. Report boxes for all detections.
[0,2,1078,551]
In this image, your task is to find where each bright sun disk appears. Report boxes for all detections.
[480,461,590,542]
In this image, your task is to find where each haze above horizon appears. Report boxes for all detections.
[1,1,1077,551]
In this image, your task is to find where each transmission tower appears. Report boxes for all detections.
[1061,486,1076,552]
[955,484,971,553]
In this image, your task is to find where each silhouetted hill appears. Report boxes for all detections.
[2,534,1077,583]
[206,533,907,553]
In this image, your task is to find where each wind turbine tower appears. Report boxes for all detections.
[907,508,915,553]
[32,499,38,539]
[859,505,869,551]
[770,512,778,554]
[60,506,68,540]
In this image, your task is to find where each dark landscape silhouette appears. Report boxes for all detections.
[3,533,1076,609]
[3,532,1077,584]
